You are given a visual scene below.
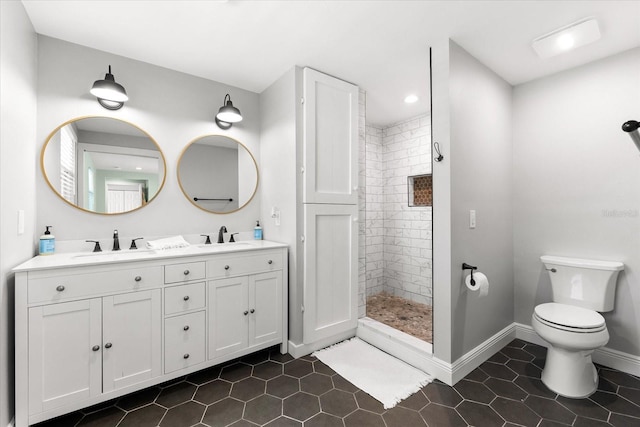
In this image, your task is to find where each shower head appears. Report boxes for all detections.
[622,120,640,153]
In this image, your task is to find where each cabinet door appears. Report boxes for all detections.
[208,277,249,359]
[28,299,102,414]
[249,271,283,347]
[303,67,359,204]
[303,204,358,344]
[102,290,161,392]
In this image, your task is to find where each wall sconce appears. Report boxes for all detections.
[90,65,128,110]
[215,94,243,129]
[622,120,640,153]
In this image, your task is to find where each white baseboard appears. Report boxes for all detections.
[288,328,357,359]
[313,321,640,387]
[451,323,516,384]
[515,322,640,377]
[514,322,548,347]
[357,318,516,386]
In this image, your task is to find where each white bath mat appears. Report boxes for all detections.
[312,337,433,409]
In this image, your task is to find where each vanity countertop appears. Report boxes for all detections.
[14,240,287,272]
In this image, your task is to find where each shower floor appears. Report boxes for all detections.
[366,292,433,343]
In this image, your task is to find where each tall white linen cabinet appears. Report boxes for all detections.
[260,67,360,356]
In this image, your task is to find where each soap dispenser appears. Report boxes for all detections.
[39,226,55,255]
[254,221,263,240]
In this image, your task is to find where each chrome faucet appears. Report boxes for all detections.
[112,229,120,251]
[217,226,227,244]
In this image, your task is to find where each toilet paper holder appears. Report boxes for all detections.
[462,263,478,286]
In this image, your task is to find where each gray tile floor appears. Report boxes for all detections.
[34,340,640,427]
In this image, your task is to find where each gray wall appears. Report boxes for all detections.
[0,1,38,424]
[449,41,514,360]
[433,40,514,363]
[36,36,262,242]
[513,47,640,357]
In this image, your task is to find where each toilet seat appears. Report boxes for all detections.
[534,303,606,333]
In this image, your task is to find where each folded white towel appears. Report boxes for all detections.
[145,236,191,250]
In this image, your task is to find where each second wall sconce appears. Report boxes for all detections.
[215,94,243,129]
[90,65,128,110]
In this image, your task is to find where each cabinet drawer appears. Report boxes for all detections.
[164,261,206,284]
[164,311,206,374]
[164,282,206,315]
[207,251,283,279]
[28,266,162,304]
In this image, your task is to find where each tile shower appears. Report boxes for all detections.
[360,110,434,343]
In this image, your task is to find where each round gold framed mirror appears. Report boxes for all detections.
[41,116,166,214]
[178,135,259,214]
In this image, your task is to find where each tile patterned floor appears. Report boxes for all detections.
[34,339,640,427]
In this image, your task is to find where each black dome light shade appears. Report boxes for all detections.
[215,94,242,129]
[90,65,128,110]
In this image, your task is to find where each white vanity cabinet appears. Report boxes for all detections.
[208,250,283,360]
[14,242,288,427]
[25,264,162,416]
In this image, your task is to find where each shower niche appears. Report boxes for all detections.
[408,174,433,207]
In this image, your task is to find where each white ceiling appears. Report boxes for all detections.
[22,0,640,127]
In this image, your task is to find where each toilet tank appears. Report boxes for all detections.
[540,255,624,312]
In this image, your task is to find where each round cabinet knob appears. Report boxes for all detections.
[92,345,100,352]
[250,309,255,314]
[134,276,142,282]
[105,342,112,349]
[224,265,230,270]
[183,325,190,331]
[183,270,190,275]
[267,260,273,265]
[56,285,65,292]
[183,354,190,359]
[183,295,190,301]
[243,311,249,316]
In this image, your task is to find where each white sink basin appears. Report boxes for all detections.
[195,242,254,251]
[72,250,156,261]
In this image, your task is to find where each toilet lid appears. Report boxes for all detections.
[534,303,605,329]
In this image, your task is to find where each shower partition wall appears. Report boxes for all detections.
[361,112,433,342]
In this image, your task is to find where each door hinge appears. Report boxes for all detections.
[300,97,305,105]
[301,305,305,313]
[300,235,305,242]
[300,166,305,174]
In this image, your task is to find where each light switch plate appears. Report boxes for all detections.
[469,210,476,229]
[18,210,25,235]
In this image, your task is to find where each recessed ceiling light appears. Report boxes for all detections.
[532,18,600,59]
[556,34,575,50]
[135,166,142,170]
[404,94,418,104]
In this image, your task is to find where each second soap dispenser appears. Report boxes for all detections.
[254,221,262,240]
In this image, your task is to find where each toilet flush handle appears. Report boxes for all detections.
[546,268,557,273]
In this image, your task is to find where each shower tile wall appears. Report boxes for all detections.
[364,113,433,308]
[358,89,367,318]
[365,125,385,301]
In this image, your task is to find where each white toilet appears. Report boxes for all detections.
[532,255,624,398]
